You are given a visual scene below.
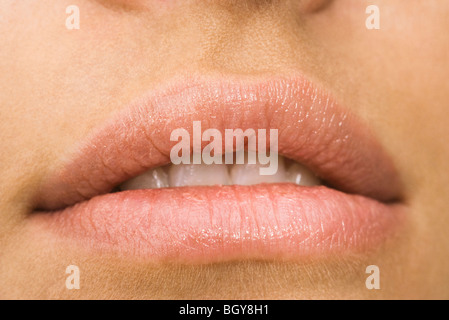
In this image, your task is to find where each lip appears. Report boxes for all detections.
[32,75,405,263]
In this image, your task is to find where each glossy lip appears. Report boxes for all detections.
[32,75,405,263]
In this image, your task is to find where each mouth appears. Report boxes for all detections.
[31,75,405,264]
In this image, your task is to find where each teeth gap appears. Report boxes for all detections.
[118,153,321,191]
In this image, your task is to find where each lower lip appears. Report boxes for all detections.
[33,184,404,263]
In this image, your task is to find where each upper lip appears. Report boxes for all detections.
[34,75,403,211]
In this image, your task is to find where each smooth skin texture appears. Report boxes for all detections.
[0,0,448,299]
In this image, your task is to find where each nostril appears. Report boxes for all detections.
[297,0,333,13]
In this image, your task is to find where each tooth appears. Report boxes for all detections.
[230,153,287,185]
[120,154,321,190]
[287,163,320,186]
[120,167,169,190]
[168,163,231,187]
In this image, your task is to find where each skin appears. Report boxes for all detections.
[0,0,448,299]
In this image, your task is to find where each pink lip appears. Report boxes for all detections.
[32,76,405,263]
